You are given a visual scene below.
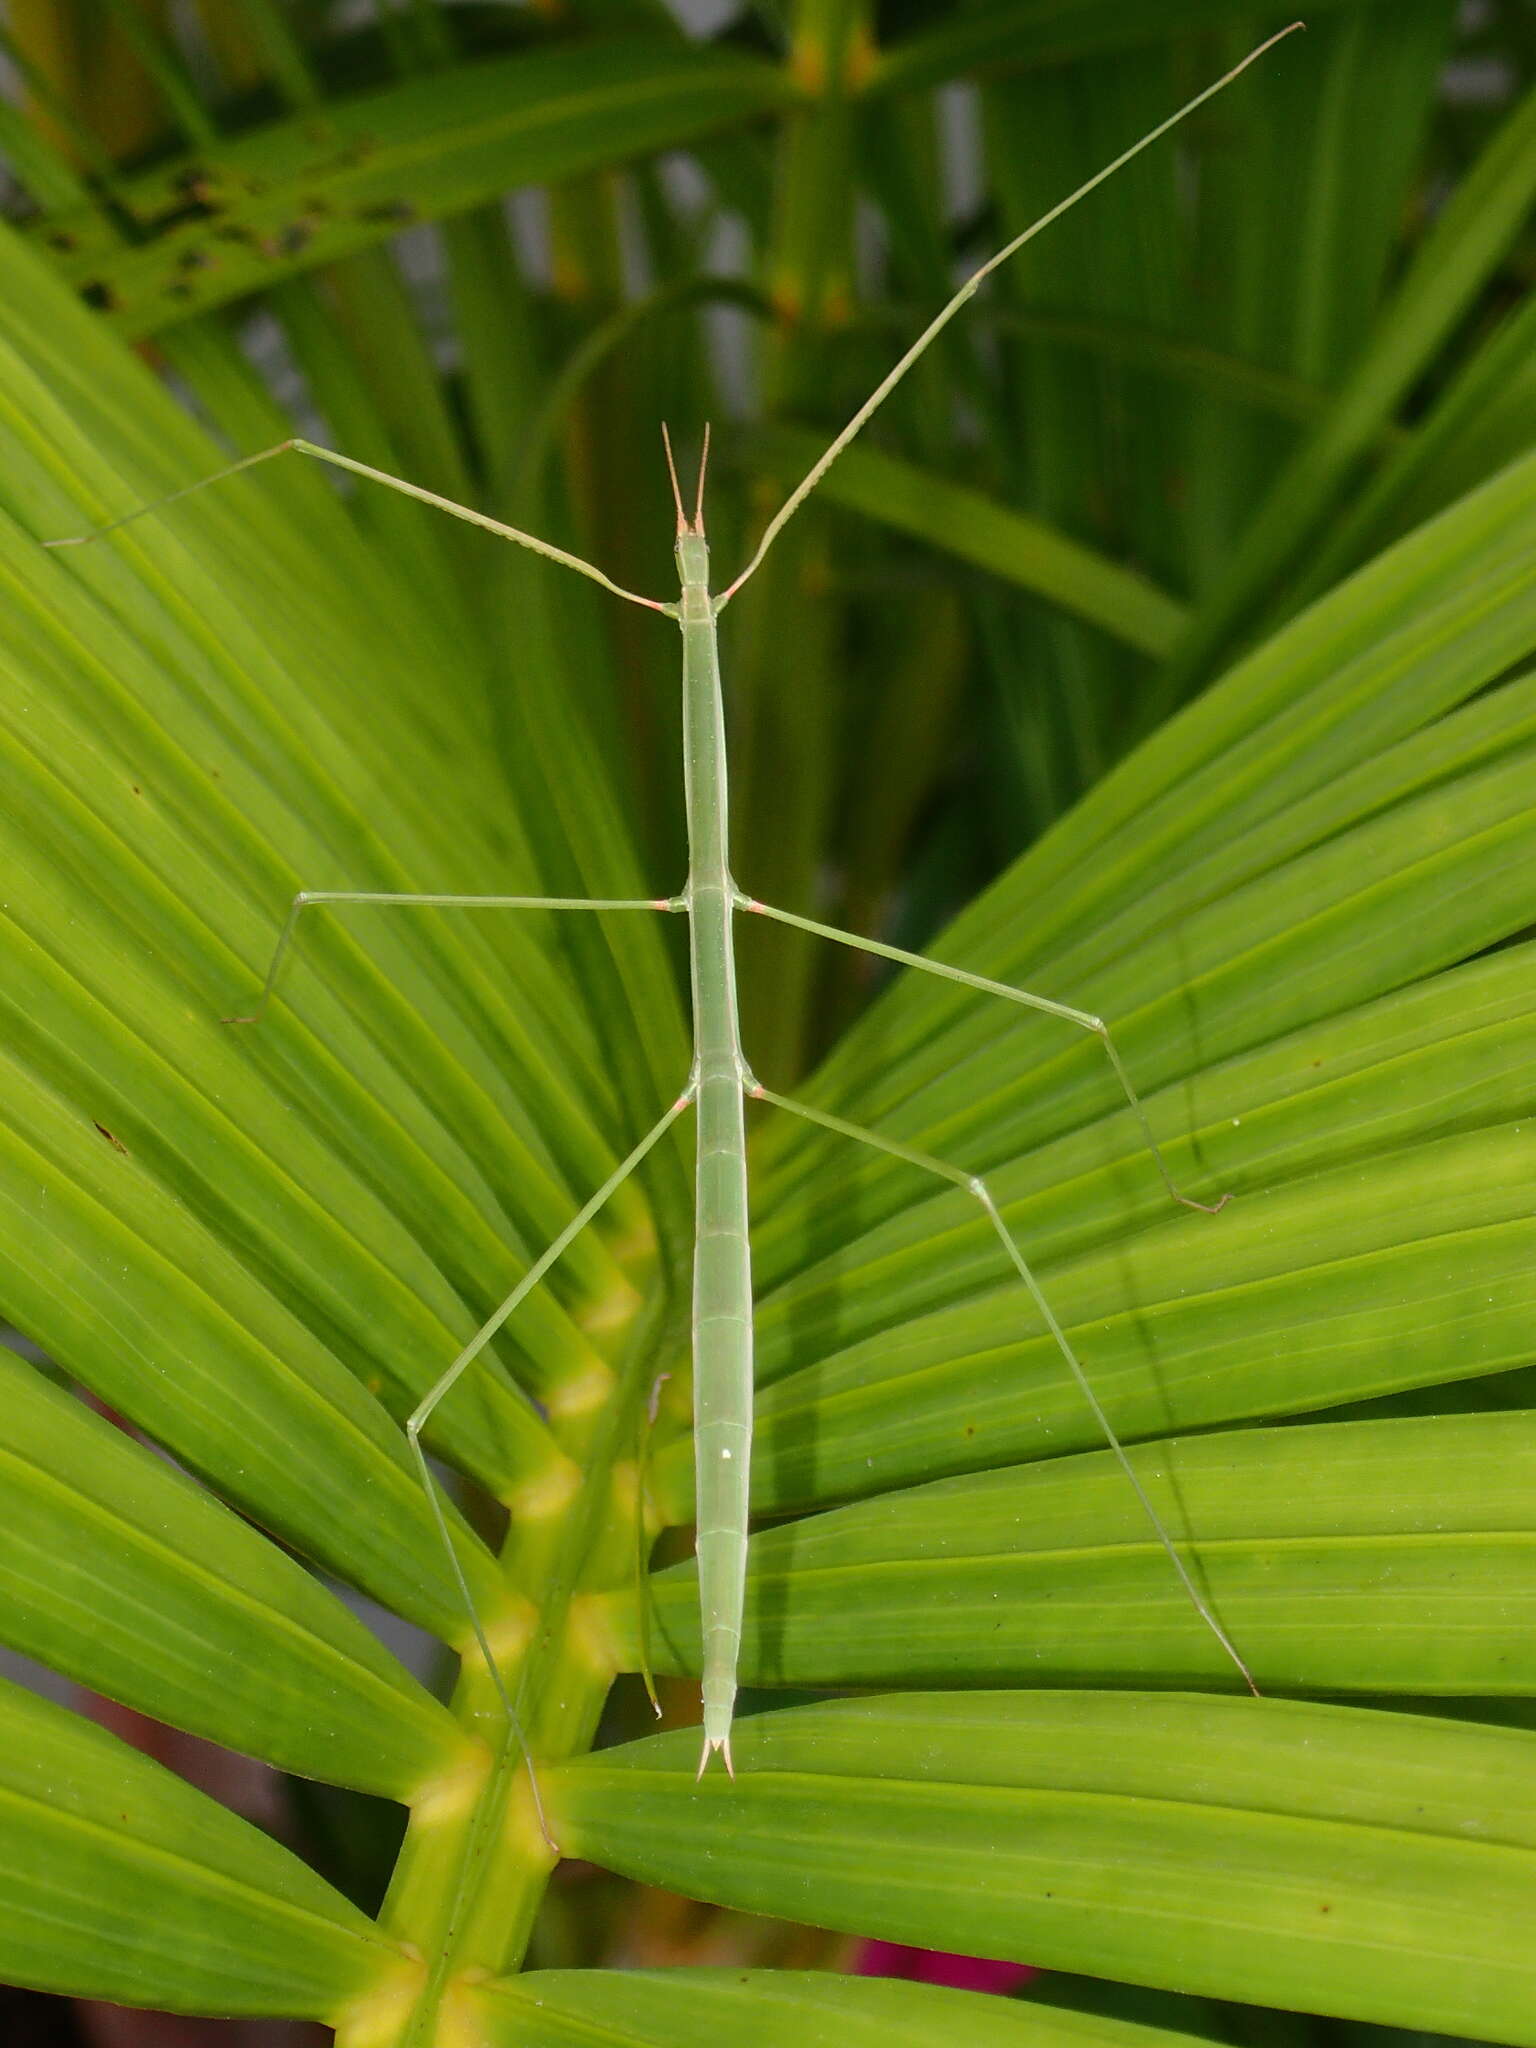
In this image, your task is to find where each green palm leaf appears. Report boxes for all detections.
[0,4,1530,2044]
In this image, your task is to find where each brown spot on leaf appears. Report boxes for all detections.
[358,198,416,226]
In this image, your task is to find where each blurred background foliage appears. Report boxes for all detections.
[1,0,1535,2044]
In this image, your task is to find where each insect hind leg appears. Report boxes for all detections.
[748,1078,1256,1697]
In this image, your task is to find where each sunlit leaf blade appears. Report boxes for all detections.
[475,1969,1213,2048]
[0,1673,399,2017]
[551,1695,1536,2043]
[36,41,797,337]
[0,1350,468,1795]
[628,1412,1536,1692]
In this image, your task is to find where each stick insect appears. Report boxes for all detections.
[49,26,1297,1798]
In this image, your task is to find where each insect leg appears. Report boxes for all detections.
[407,1083,697,1853]
[749,1079,1255,1695]
[738,894,1225,1214]
[225,889,682,1023]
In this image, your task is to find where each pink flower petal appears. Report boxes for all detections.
[852,1939,1035,1994]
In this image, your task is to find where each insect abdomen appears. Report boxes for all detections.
[693,1067,751,1751]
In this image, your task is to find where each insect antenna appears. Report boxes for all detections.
[693,422,711,536]
[661,421,688,537]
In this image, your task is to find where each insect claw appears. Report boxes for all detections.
[696,1731,734,1779]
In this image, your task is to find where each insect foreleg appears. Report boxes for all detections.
[45,438,674,614]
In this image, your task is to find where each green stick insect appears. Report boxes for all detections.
[50,26,1297,1814]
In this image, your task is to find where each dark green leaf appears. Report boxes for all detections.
[36,42,797,336]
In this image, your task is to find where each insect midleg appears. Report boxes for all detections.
[738,893,1225,1214]
[224,888,680,1024]
[227,878,694,1844]
[747,1082,1256,1695]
